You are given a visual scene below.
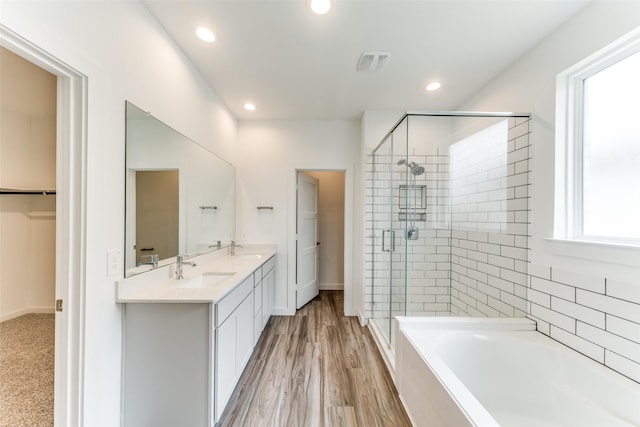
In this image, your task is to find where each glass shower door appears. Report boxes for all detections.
[370,123,408,350]
[389,119,408,351]
[371,135,394,344]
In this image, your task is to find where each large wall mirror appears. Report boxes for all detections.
[125,101,235,277]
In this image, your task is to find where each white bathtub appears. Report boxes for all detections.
[395,317,640,427]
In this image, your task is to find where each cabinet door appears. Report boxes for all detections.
[215,315,236,419]
[215,293,254,422]
[262,267,275,329]
[253,308,263,346]
[123,304,210,427]
[236,293,254,374]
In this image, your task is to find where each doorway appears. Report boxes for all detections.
[295,170,345,309]
[1,26,87,426]
[134,169,179,266]
[0,45,57,426]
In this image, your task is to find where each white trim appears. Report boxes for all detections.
[0,25,88,427]
[318,282,344,291]
[555,27,640,243]
[287,166,354,317]
[0,307,56,323]
[545,238,640,268]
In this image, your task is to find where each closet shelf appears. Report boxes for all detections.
[0,188,56,195]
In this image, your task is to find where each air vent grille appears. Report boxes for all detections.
[357,52,391,72]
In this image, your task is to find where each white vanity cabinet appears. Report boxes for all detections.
[261,256,276,330]
[122,303,213,427]
[252,255,276,345]
[120,253,277,427]
[214,274,254,421]
[253,267,264,346]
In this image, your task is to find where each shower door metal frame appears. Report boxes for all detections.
[369,110,531,349]
[371,121,410,349]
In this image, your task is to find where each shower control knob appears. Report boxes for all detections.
[407,227,419,240]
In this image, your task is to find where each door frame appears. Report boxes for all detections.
[287,166,354,316]
[1,25,88,426]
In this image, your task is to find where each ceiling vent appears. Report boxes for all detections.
[357,52,391,72]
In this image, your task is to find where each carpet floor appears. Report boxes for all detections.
[0,314,54,427]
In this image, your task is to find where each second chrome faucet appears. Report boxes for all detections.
[175,254,197,280]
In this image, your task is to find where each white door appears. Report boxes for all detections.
[296,172,319,309]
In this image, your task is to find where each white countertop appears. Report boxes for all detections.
[116,245,277,303]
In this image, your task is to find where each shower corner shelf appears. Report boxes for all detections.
[398,212,427,222]
[398,184,427,222]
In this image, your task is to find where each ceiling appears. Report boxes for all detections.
[144,0,590,121]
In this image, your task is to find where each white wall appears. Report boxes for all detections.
[458,1,640,380]
[1,2,237,424]
[237,120,359,315]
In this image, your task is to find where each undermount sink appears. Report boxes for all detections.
[177,272,235,289]
[232,253,264,261]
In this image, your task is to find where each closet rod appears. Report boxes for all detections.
[0,188,56,195]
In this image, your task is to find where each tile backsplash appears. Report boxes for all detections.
[528,263,640,382]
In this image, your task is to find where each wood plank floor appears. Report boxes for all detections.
[218,291,412,427]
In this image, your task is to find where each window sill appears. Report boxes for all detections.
[545,238,640,268]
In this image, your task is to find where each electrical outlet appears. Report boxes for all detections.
[107,250,122,277]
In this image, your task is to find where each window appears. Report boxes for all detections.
[555,29,640,245]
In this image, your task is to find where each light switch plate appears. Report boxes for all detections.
[107,249,122,277]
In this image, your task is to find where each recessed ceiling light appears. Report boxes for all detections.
[196,27,215,43]
[243,103,256,111]
[309,0,331,15]
[426,82,441,91]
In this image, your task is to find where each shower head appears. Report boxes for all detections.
[399,159,425,176]
[411,164,425,176]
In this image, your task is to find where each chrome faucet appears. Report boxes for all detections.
[208,240,222,249]
[229,240,243,256]
[137,254,159,269]
[175,254,197,280]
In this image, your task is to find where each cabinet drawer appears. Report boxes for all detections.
[262,256,276,277]
[216,275,253,327]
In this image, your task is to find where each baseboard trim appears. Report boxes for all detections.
[0,306,55,322]
[319,282,344,291]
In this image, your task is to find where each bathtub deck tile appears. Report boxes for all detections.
[550,325,605,363]
[604,350,640,383]
[551,297,605,329]
[606,315,640,344]
[577,322,640,363]
[531,304,576,333]
[552,268,605,294]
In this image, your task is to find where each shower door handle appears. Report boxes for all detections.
[382,229,395,252]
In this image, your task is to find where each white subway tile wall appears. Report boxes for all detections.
[364,117,531,321]
[528,265,640,382]
[450,118,531,317]
[364,115,640,382]
[365,151,452,320]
